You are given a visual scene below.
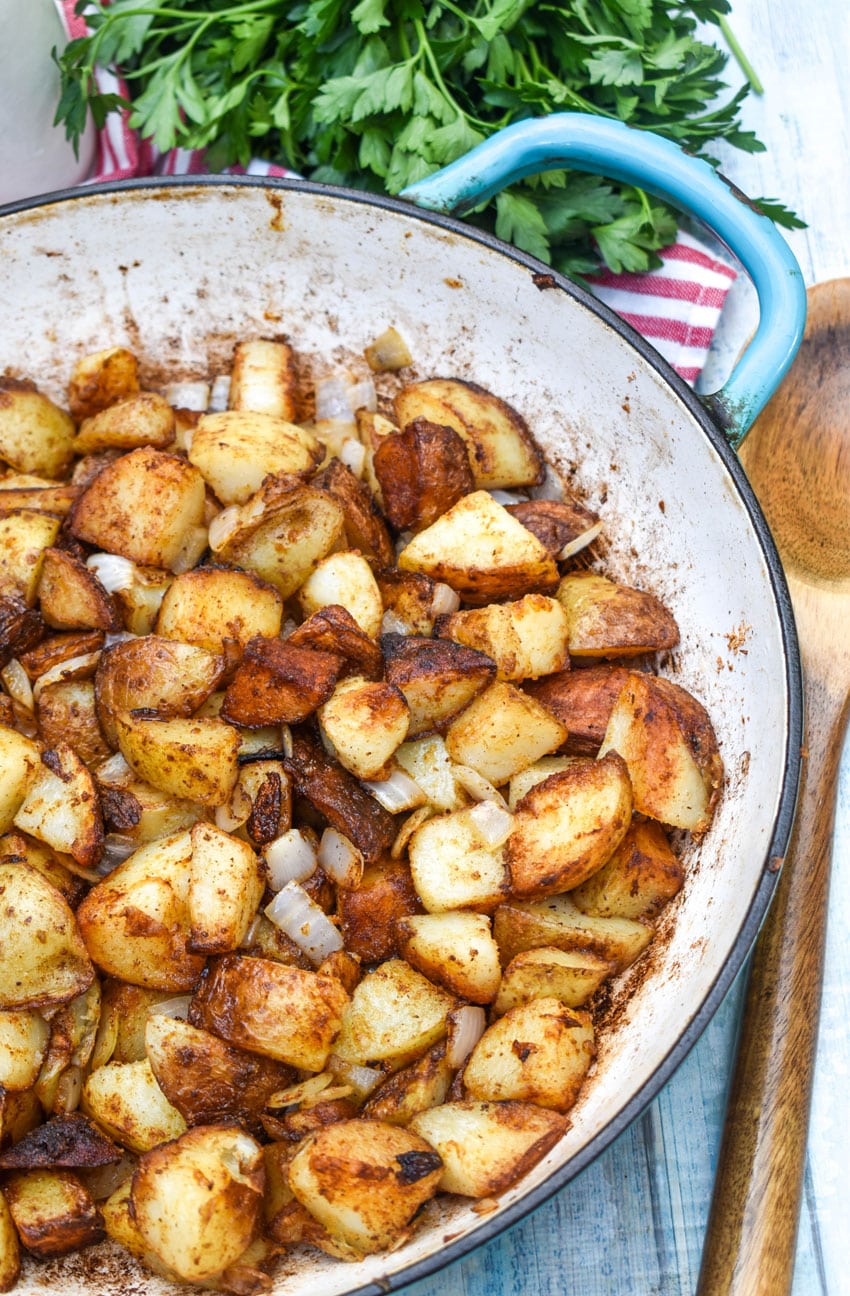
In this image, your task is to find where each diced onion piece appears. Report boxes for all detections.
[315,375,357,422]
[265,828,318,891]
[347,379,377,414]
[446,1005,487,1068]
[280,618,299,640]
[164,380,210,412]
[363,768,427,814]
[265,881,343,965]
[530,465,569,502]
[381,609,412,636]
[1,659,33,712]
[452,764,510,812]
[170,524,208,574]
[32,652,101,702]
[339,437,366,476]
[488,489,526,505]
[430,582,460,616]
[208,504,241,551]
[98,835,138,874]
[558,519,604,561]
[214,784,252,833]
[104,632,138,648]
[267,1073,335,1110]
[85,1154,136,1202]
[327,1054,384,1099]
[86,552,137,593]
[391,804,434,859]
[96,752,133,785]
[281,724,293,758]
[467,799,514,848]
[317,828,364,889]
[240,913,264,949]
[208,374,231,412]
[364,327,413,372]
[147,995,192,1020]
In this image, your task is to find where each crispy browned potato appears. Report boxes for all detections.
[297,549,384,639]
[383,634,496,738]
[361,1041,453,1126]
[288,1119,443,1257]
[407,805,509,913]
[445,681,567,787]
[0,479,78,517]
[68,347,140,420]
[600,672,723,833]
[221,636,342,727]
[493,946,615,1015]
[557,571,680,657]
[410,1100,566,1197]
[76,832,204,991]
[0,594,44,668]
[36,680,112,769]
[0,831,87,906]
[287,603,384,679]
[332,958,454,1067]
[114,710,240,806]
[0,723,42,832]
[0,1008,49,1092]
[190,954,349,1071]
[0,378,76,478]
[0,1089,42,1155]
[373,417,474,532]
[375,569,443,636]
[2,1168,103,1257]
[570,817,683,919]
[493,894,652,973]
[95,634,224,747]
[230,337,298,420]
[37,548,119,634]
[0,509,62,605]
[338,854,422,963]
[129,1124,264,1281]
[188,822,266,953]
[398,490,558,605]
[318,675,410,781]
[156,565,283,653]
[73,392,175,455]
[0,1186,20,1292]
[210,476,344,597]
[0,1114,120,1171]
[82,1057,187,1152]
[506,752,633,898]
[396,911,501,1003]
[13,744,104,869]
[523,663,633,755]
[145,1015,293,1135]
[190,411,321,504]
[19,629,104,681]
[69,447,206,570]
[437,593,569,682]
[284,731,396,865]
[394,379,544,490]
[314,457,395,567]
[506,497,601,557]
[462,996,594,1112]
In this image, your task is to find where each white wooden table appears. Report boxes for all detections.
[409,2,850,1292]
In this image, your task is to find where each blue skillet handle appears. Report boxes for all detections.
[401,114,805,448]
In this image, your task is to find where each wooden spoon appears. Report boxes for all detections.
[697,279,850,1295]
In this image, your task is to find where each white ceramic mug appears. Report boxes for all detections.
[0,0,96,203]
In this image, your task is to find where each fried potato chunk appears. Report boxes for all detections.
[556,571,680,657]
[188,822,266,954]
[398,490,558,605]
[145,1016,293,1135]
[73,392,175,455]
[287,603,384,679]
[0,723,41,832]
[599,672,723,833]
[445,681,567,787]
[407,806,509,914]
[314,458,395,567]
[394,379,544,490]
[95,634,224,747]
[3,1168,103,1257]
[570,817,683,920]
[37,548,119,632]
[383,634,496,738]
[81,1058,187,1153]
[396,912,501,1004]
[284,732,396,865]
[68,347,139,420]
[288,1119,442,1257]
[190,954,349,1072]
[438,593,569,682]
[318,675,410,781]
[361,1042,453,1126]
[69,447,206,571]
[463,997,595,1112]
[506,752,633,898]
[332,959,454,1066]
[129,1125,264,1281]
[189,410,321,504]
[13,744,104,868]
[114,710,240,806]
[0,1184,20,1291]
[229,337,298,420]
[506,497,602,558]
[493,947,614,1015]
[0,509,62,605]
[222,635,342,726]
[0,1009,50,1092]
[524,663,633,755]
[337,854,422,963]
[410,1100,566,1196]
[156,565,283,653]
[297,550,384,639]
[493,894,652,973]
[0,378,76,478]
[373,418,474,532]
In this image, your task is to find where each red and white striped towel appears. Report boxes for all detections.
[59,2,735,388]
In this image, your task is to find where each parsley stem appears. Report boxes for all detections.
[718,16,764,95]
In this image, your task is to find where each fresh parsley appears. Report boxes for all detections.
[55,0,804,277]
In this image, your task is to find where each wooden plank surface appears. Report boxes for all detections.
[410,2,850,1292]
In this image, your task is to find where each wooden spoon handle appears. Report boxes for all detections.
[697,669,848,1296]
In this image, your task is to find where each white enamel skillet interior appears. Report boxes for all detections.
[0,155,802,1296]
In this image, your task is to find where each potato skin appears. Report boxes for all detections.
[314,458,395,567]
[222,636,343,726]
[373,417,474,532]
[338,854,422,963]
[506,498,600,556]
[3,1168,104,1257]
[524,663,633,755]
[190,954,349,1071]
[462,997,595,1113]
[287,603,384,680]
[284,731,396,865]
